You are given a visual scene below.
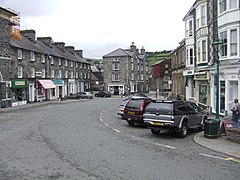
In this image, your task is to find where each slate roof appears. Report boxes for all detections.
[103,48,132,58]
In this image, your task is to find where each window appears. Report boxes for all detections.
[189,20,193,37]
[76,72,78,78]
[197,41,200,63]
[42,68,46,78]
[76,62,78,68]
[220,31,227,57]
[131,73,134,80]
[41,54,45,63]
[30,51,35,61]
[65,59,68,66]
[112,57,119,62]
[199,83,207,104]
[50,56,54,65]
[131,63,134,70]
[51,67,54,78]
[70,61,73,67]
[65,71,68,78]
[141,74,143,80]
[219,0,226,14]
[189,48,194,65]
[18,65,23,78]
[201,5,206,26]
[80,63,83,69]
[230,0,237,9]
[71,71,74,78]
[202,40,206,62]
[112,73,120,81]
[112,63,119,70]
[165,64,169,68]
[58,58,61,65]
[84,64,86,69]
[230,29,237,56]
[58,70,62,78]
[31,67,35,78]
[17,49,22,59]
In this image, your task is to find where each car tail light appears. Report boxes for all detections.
[140,102,144,111]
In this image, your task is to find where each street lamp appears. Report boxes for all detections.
[212,37,224,120]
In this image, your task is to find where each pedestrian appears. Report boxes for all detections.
[231,99,240,128]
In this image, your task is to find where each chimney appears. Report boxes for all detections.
[140,46,145,54]
[54,42,65,52]
[37,37,53,47]
[75,50,83,58]
[65,46,75,54]
[130,42,136,52]
[20,29,36,43]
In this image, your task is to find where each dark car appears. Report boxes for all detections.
[95,91,111,97]
[123,97,152,125]
[143,100,207,138]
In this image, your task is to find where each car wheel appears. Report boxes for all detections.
[178,122,188,138]
[151,129,160,135]
[127,120,134,126]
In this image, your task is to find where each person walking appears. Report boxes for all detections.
[231,99,240,128]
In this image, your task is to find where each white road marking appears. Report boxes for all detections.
[103,122,108,127]
[155,143,176,149]
[199,153,226,160]
[112,128,120,133]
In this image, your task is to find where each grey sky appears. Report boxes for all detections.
[1,0,195,58]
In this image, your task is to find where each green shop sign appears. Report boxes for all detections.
[11,80,28,89]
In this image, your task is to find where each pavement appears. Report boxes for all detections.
[1,95,240,160]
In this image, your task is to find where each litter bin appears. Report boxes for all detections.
[204,119,221,138]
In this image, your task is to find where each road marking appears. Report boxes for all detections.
[112,128,120,133]
[199,153,226,160]
[103,122,108,127]
[155,143,176,149]
[225,157,240,163]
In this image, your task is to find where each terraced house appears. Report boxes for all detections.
[182,0,240,115]
[103,42,149,95]
[0,7,91,108]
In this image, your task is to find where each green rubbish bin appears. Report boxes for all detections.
[204,119,221,138]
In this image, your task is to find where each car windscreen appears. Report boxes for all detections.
[145,102,173,115]
[126,100,142,110]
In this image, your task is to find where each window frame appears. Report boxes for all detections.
[230,29,237,56]
[17,49,23,60]
[18,65,23,78]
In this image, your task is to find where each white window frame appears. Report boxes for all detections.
[71,71,74,78]
[18,65,23,78]
[58,58,61,65]
[65,59,68,66]
[76,72,78,79]
[189,20,193,37]
[112,62,120,70]
[17,49,22,60]
[200,5,206,26]
[70,61,73,67]
[230,29,237,56]
[41,54,45,63]
[202,40,207,62]
[76,62,78,68]
[65,71,68,78]
[112,73,120,81]
[229,0,237,9]
[131,73,134,80]
[50,57,54,65]
[30,67,35,78]
[219,0,227,14]
[220,31,227,57]
[30,51,35,61]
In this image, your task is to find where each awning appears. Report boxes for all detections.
[38,80,56,89]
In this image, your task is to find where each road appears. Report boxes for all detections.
[0,98,239,180]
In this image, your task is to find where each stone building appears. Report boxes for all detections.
[0,7,19,107]
[171,39,186,99]
[103,42,149,95]
[0,6,91,107]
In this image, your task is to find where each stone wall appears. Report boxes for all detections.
[226,128,240,144]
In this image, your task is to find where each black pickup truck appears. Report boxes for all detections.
[143,100,207,138]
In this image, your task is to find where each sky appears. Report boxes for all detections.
[1,0,195,59]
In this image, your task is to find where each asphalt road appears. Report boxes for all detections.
[0,98,239,180]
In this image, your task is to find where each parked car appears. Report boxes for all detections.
[123,97,152,125]
[143,100,207,138]
[77,91,93,99]
[95,91,111,97]
[117,96,149,119]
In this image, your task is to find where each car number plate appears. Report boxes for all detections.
[153,122,164,126]
[128,111,135,115]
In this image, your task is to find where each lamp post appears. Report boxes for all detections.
[212,38,224,120]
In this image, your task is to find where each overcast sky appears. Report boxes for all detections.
[1,0,195,58]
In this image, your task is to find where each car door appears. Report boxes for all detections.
[186,102,202,126]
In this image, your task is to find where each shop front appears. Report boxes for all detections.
[52,79,64,100]
[11,79,28,106]
[107,84,124,95]
[37,80,56,101]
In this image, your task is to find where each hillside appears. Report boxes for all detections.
[147,51,171,65]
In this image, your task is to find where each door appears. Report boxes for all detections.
[29,84,34,102]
